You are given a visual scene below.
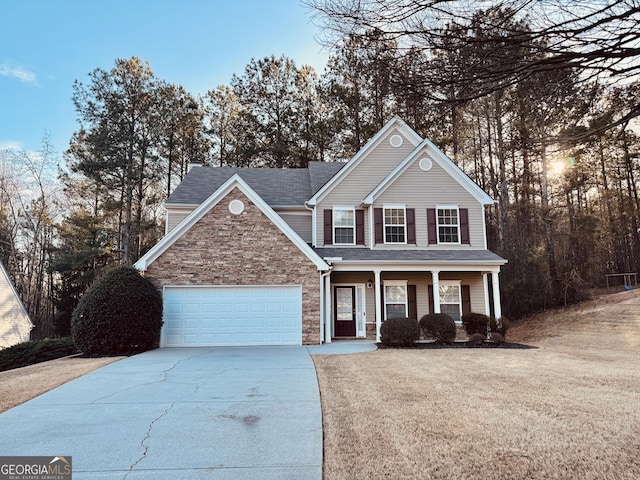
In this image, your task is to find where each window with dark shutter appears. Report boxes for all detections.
[460,208,470,244]
[407,208,416,244]
[462,285,471,314]
[374,208,383,244]
[383,207,406,243]
[323,209,332,245]
[356,210,365,245]
[427,209,437,245]
[333,208,355,244]
[408,285,417,321]
[436,207,460,243]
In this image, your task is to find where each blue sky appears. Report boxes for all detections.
[0,0,329,159]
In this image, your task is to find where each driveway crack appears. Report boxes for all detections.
[92,349,210,403]
[123,400,176,480]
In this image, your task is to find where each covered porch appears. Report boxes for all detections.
[315,249,507,343]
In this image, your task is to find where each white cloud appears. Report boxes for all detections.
[0,64,37,83]
[0,140,23,151]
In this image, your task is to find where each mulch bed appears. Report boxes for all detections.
[377,341,536,349]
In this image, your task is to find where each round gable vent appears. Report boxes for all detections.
[419,157,433,171]
[389,134,403,147]
[229,199,245,215]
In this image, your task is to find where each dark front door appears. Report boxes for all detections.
[334,286,356,337]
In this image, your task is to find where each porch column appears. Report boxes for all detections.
[325,273,332,343]
[431,270,441,314]
[492,271,502,319]
[482,273,491,316]
[374,269,382,342]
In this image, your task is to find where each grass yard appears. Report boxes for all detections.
[313,290,640,480]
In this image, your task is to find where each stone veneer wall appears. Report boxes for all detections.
[143,187,321,345]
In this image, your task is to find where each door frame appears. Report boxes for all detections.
[332,283,366,338]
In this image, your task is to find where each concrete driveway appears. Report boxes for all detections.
[0,346,323,479]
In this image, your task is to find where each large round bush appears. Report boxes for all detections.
[419,313,456,344]
[380,317,420,347]
[71,266,162,355]
[462,312,491,336]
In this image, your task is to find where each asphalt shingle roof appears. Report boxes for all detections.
[167,162,347,206]
[313,247,507,264]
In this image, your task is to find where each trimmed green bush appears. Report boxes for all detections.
[490,332,505,344]
[380,317,420,347]
[462,312,491,336]
[0,337,78,372]
[419,313,456,344]
[71,266,162,355]
[489,316,511,338]
[468,332,486,346]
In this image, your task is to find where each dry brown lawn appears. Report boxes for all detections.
[313,290,640,480]
[0,355,122,413]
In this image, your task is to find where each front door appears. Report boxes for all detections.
[334,286,356,337]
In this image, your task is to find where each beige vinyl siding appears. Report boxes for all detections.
[166,206,196,233]
[375,155,486,249]
[439,272,487,315]
[316,129,415,246]
[331,271,488,328]
[279,211,312,243]
[0,265,32,348]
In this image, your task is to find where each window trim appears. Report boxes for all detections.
[439,280,462,324]
[436,205,461,245]
[332,207,356,245]
[383,280,408,320]
[383,205,407,245]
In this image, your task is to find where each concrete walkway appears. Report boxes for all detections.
[0,347,324,479]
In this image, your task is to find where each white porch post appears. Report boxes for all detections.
[482,273,491,316]
[492,271,502,319]
[374,269,382,342]
[324,273,332,343]
[431,270,441,314]
[319,275,324,344]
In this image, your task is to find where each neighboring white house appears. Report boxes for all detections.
[0,262,33,349]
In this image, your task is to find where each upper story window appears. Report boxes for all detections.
[437,206,460,244]
[427,207,469,245]
[384,207,406,244]
[333,208,355,245]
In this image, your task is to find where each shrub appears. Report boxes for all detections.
[0,338,78,372]
[489,316,511,338]
[419,313,456,344]
[490,332,505,344]
[468,333,486,346]
[462,312,491,336]
[71,266,163,355]
[380,317,420,347]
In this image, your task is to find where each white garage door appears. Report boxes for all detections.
[162,286,302,347]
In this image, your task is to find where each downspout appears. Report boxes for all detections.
[320,266,333,344]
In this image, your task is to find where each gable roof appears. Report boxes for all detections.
[166,163,346,207]
[0,262,33,349]
[363,138,495,205]
[306,116,423,206]
[135,174,330,271]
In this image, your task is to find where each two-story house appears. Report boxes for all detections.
[134,116,507,347]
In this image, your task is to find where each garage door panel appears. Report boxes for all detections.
[163,286,302,347]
